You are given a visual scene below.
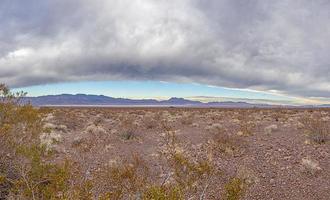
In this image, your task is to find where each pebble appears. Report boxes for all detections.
[270,179,275,184]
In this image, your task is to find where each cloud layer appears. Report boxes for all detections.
[1,0,330,97]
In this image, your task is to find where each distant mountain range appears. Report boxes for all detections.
[23,94,330,108]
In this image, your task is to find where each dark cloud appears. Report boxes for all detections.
[0,0,330,98]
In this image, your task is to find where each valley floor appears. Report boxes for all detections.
[42,107,330,199]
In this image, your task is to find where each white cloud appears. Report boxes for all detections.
[7,48,34,59]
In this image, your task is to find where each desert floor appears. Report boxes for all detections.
[41,107,329,200]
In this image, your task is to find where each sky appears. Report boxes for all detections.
[1,0,330,105]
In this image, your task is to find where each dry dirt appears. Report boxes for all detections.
[41,107,329,200]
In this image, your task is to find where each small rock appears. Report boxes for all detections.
[270,179,275,184]
[192,123,199,127]
[72,137,84,146]
[237,131,244,136]
[304,139,311,145]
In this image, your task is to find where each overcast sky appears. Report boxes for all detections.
[1,0,330,103]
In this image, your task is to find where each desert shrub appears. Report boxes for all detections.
[238,121,255,136]
[169,152,214,195]
[160,123,217,199]
[271,109,288,122]
[143,185,183,200]
[93,122,218,199]
[180,113,194,126]
[121,130,138,140]
[301,157,322,176]
[120,117,139,140]
[211,131,245,156]
[300,116,329,144]
[94,154,186,200]
[143,116,157,129]
[10,146,71,199]
[94,154,150,199]
[224,178,245,200]
[63,163,94,200]
[161,122,179,155]
[0,84,72,199]
[52,108,81,131]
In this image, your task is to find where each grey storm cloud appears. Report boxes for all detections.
[0,0,330,97]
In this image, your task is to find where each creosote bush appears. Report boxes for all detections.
[0,84,72,199]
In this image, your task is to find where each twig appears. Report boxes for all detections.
[21,168,36,200]
[199,179,210,200]
[160,172,171,187]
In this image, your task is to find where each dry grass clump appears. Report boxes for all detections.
[237,166,259,186]
[143,116,158,129]
[85,124,107,135]
[235,110,256,136]
[264,124,278,135]
[205,123,223,133]
[180,113,194,126]
[121,131,137,140]
[119,117,140,141]
[300,116,329,144]
[271,110,287,122]
[222,167,257,200]
[238,121,256,136]
[211,131,245,156]
[301,157,322,176]
[71,136,94,152]
[168,152,214,197]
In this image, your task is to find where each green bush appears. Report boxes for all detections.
[0,84,72,199]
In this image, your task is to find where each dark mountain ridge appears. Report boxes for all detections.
[22,94,330,108]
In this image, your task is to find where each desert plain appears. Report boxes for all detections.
[36,107,330,200]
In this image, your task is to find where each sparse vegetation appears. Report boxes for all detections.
[225,177,245,200]
[0,84,72,199]
[120,117,139,140]
[180,113,194,126]
[301,157,322,176]
[95,154,150,199]
[239,121,256,136]
[1,84,329,199]
[211,130,245,156]
[300,116,329,144]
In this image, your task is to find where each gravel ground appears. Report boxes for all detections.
[42,107,330,200]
